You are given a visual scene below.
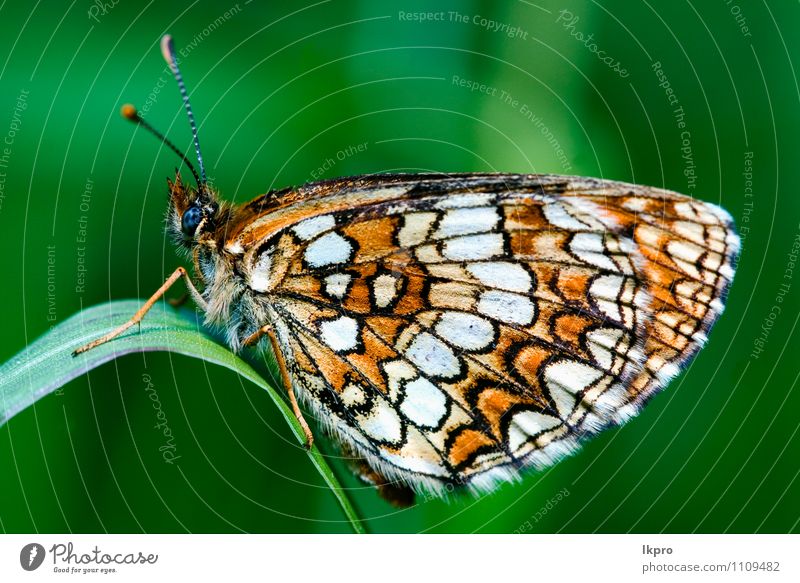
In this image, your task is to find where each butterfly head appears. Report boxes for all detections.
[166,171,221,248]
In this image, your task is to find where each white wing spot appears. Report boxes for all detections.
[434,193,493,208]
[467,262,532,292]
[373,274,399,308]
[589,274,624,301]
[544,360,604,417]
[406,332,460,378]
[674,220,706,244]
[319,316,359,352]
[292,215,335,240]
[249,251,272,292]
[570,233,619,272]
[442,233,504,261]
[543,202,590,230]
[436,207,499,238]
[379,443,448,476]
[435,311,494,351]
[305,232,353,268]
[507,410,561,452]
[674,201,724,225]
[477,291,535,325]
[359,399,403,443]
[398,212,437,249]
[586,328,623,370]
[383,359,416,402]
[667,240,704,278]
[324,273,351,298]
[622,198,648,212]
[400,377,447,427]
[341,383,366,407]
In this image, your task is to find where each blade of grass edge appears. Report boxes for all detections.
[0,300,366,534]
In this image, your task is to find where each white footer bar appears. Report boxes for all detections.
[0,534,796,582]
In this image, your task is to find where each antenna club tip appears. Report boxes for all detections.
[160,34,176,65]
[120,103,139,121]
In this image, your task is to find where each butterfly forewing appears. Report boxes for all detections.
[221,174,737,493]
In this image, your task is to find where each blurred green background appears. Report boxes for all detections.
[1,0,798,533]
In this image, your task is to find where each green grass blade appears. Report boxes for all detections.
[0,299,365,534]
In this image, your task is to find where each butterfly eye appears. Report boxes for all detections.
[181,205,203,237]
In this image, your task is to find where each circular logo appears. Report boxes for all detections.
[19,543,46,571]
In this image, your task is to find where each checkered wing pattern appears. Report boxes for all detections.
[229,174,738,493]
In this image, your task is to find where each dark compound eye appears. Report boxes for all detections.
[181,205,203,237]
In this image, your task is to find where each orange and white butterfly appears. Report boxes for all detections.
[76,36,738,502]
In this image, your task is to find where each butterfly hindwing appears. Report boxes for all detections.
[227,174,738,493]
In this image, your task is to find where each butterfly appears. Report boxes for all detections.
[75,35,739,503]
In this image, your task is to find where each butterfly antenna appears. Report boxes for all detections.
[120,104,203,188]
[160,34,208,187]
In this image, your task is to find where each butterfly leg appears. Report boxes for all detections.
[166,248,206,308]
[73,266,207,356]
[243,325,315,450]
[340,443,415,507]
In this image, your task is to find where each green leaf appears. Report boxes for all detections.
[0,300,365,534]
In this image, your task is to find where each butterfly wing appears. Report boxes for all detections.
[226,174,738,493]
